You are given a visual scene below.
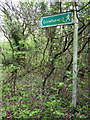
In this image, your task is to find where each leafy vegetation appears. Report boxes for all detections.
[0,1,90,119]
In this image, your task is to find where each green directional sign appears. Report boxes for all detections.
[40,12,73,28]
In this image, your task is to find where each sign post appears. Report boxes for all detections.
[72,8,78,107]
[40,11,78,107]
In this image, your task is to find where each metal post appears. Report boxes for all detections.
[72,6,78,107]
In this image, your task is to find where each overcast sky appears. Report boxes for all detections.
[0,0,89,4]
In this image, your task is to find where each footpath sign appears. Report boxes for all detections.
[40,11,78,108]
[40,12,73,28]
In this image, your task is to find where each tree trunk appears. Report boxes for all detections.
[88,37,90,97]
